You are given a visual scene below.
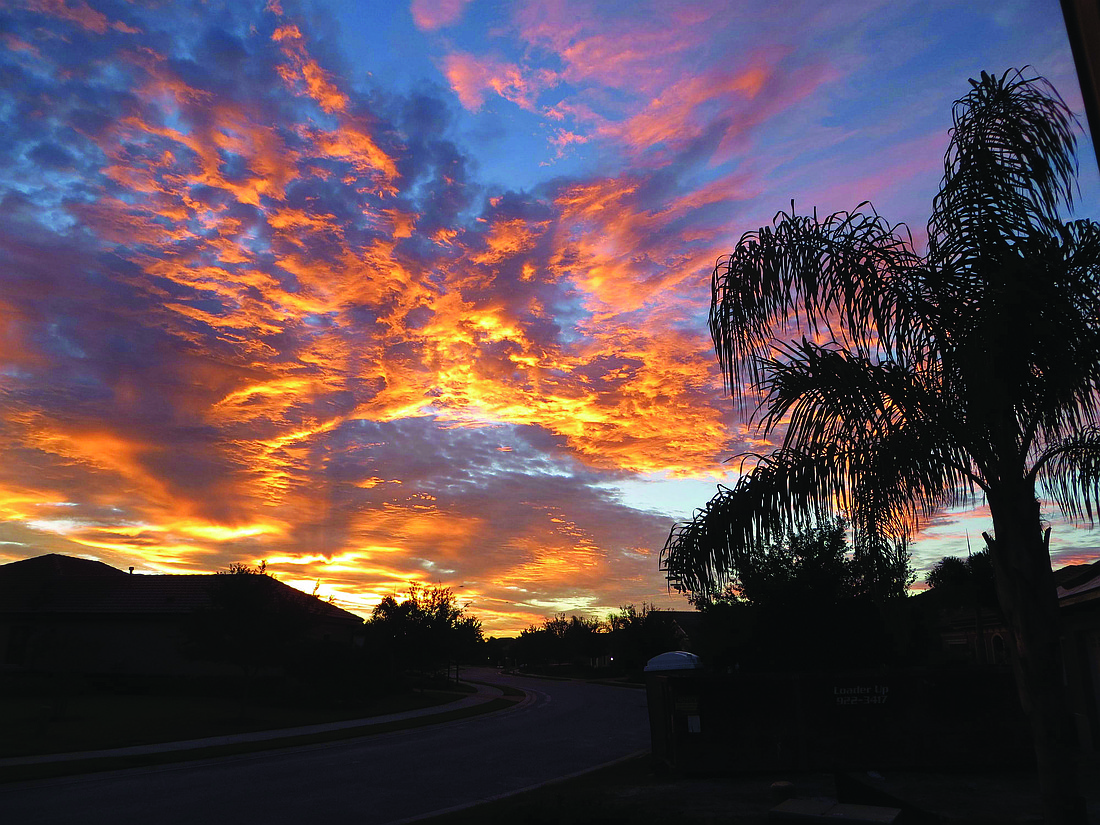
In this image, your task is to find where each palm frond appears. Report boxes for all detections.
[931,218,1100,461]
[762,339,983,493]
[1032,427,1100,523]
[844,421,980,530]
[659,434,947,599]
[761,339,938,445]
[929,69,1079,271]
[660,449,841,597]
[709,205,929,410]
[1019,219,1100,442]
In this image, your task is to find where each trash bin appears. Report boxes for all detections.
[644,651,702,673]
[644,651,703,768]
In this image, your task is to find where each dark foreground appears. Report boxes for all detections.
[4,668,1099,824]
[0,669,648,825]
[422,750,1100,825]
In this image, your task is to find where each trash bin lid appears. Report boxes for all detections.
[644,651,702,671]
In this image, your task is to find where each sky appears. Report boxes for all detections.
[1,0,1099,635]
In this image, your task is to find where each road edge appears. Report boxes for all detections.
[0,686,525,785]
[385,749,652,825]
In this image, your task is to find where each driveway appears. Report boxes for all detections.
[1,669,650,825]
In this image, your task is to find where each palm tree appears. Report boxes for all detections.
[661,69,1100,824]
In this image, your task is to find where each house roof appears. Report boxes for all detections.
[908,557,1100,607]
[664,610,706,643]
[0,555,362,625]
[0,553,127,581]
[1056,558,1100,607]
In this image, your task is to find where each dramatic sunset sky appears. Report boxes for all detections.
[2,0,1099,634]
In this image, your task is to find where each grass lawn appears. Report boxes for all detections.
[418,755,794,825]
[420,752,1100,825]
[0,685,471,757]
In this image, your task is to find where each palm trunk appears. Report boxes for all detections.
[984,487,1086,825]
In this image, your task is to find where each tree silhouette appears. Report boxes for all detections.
[605,604,683,671]
[661,70,1099,824]
[365,583,482,682]
[689,519,907,670]
[925,549,998,608]
[696,516,912,609]
[189,561,312,717]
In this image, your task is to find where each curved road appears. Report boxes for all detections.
[1,670,650,825]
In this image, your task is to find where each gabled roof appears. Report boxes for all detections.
[0,553,126,581]
[903,557,1100,622]
[0,574,215,615]
[664,610,706,643]
[1056,558,1100,607]
[0,555,361,625]
[1054,558,1100,588]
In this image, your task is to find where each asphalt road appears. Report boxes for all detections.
[0,669,650,825]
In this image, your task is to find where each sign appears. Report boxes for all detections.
[833,684,889,706]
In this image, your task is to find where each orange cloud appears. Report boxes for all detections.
[548,172,739,315]
[273,23,348,114]
[470,217,549,264]
[306,123,399,187]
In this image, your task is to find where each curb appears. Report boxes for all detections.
[509,670,644,689]
[0,687,525,785]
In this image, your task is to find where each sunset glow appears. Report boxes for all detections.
[1,0,1097,634]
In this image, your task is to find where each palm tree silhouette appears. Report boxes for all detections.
[661,69,1099,824]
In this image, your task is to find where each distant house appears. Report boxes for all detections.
[1056,559,1100,752]
[913,558,1100,751]
[913,588,1007,667]
[0,554,363,677]
[664,610,704,650]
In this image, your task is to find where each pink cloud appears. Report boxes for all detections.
[442,51,557,112]
[513,0,714,95]
[548,129,589,158]
[27,0,139,35]
[411,0,473,31]
[601,64,771,156]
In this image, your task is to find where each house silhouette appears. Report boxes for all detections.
[0,554,363,677]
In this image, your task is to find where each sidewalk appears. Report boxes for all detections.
[0,681,522,784]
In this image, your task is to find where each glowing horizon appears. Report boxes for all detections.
[1,0,1098,635]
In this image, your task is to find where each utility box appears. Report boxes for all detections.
[644,651,703,768]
